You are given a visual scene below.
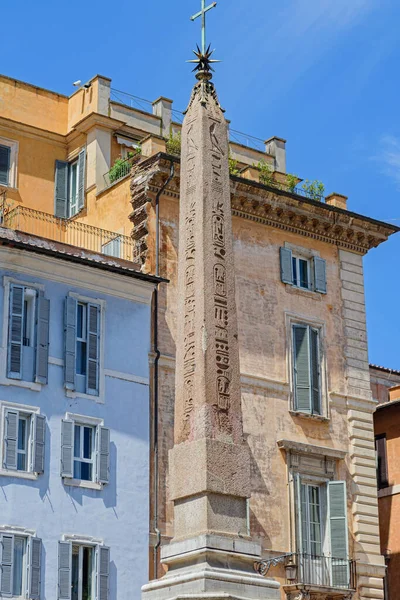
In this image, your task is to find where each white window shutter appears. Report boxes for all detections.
[97,546,110,600]
[0,534,14,595]
[310,328,321,415]
[35,295,50,385]
[77,148,86,210]
[54,161,69,219]
[314,257,327,293]
[58,541,72,600]
[60,420,74,478]
[97,427,110,484]
[328,481,349,587]
[64,297,77,391]
[293,325,311,412]
[33,415,46,474]
[280,247,293,284]
[28,537,42,599]
[86,304,100,396]
[8,284,24,379]
[4,410,18,470]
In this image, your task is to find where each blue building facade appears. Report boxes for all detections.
[0,230,158,600]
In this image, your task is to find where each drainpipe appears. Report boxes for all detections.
[153,160,174,579]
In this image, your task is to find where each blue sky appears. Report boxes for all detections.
[3,0,399,367]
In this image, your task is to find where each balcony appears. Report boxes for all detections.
[284,553,356,599]
[2,206,136,262]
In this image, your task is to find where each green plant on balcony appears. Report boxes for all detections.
[229,154,240,176]
[166,131,181,156]
[108,146,141,184]
[286,173,299,193]
[301,179,325,201]
[257,160,275,187]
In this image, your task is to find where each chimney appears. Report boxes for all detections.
[325,193,348,210]
[264,136,286,173]
[152,96,173,139]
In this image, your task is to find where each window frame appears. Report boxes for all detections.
[375,434,389,490]
[68,159,79,218]
[0,527,41,600]
[71,543,95,600]
[292,254,312,290]
[0,137,19,189]
[73,423,95,482]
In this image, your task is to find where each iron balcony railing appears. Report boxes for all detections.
[103,154,142,188]
[288,553,356,590]
[2,206,137,262]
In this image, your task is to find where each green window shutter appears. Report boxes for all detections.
[293,325,311,412]
[32,415,46,474]
[314,257,327,294]
[35,295,50,385]
[28,537,42,600]
[0,534,14,595]
[294,473,304,553]
[60,420,74,478]
[8,284,24,379]
[4,410,18,470]
[328,481,349,588]
[86,304,100,395]
[58,541,72,600]
[97,546,110,600]
[77,148,86,210]
[54,161,69,219]
[97,427,110,484]
[0,145,11,186]
[64,297,77,391]
[280,247,293,284]
[310,328,321,415]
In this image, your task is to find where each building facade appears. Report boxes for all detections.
[371,366,400,600]
[0,72,399,600]
[0,227,160,600]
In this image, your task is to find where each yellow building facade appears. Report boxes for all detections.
[0,72,398,600]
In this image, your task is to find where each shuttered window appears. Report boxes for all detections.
[0,534,41,599]
[7,284,49,384]
[54,148,86,219]
[0,144,11,186]
[2,409,46,474]
[375,435,389,490]
[292,324,322,415]
[280,247,327,293]
[61,420,110,485]
[58,541,109,600]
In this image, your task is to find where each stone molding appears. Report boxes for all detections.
[277,439,347,460]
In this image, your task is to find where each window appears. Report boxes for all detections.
[292,324,322,415]
[295,478,349,589]
[0,533,42,598]
[58,541,109,600]
[375,435,389,490]
[0,137,18,188]
[7,283,50,384]
[54,149,86,219]
[280,247,327,293]
[64,297,101,396]
[61,419,110,485]
[101,236,122,259]
[2,406,46,474]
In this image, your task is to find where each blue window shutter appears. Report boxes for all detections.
[97,427,110,484]
[33,415,46,474]
[28,537,42,600]
[0,534,14,595]
[77,148,86,210]
[328,481,349,587]
[35,295,50,385]
[280,247,293,284]
[54,161,68,219]
[0,145,11,186]
[8,284,24,379]
[314,257,327,294]
[293,325,311,412]
[60,420,74,478]
[310,328,321,415]
[4,410,18,470]
[86,304,100,395]
[97,546,110,600]
[64,297,77,391]
[58,541,72,600]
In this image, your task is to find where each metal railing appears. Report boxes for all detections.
[103,155,139,188]
[289,553,356,590]
[110,89,154,113]
[229,129,265,152]
[3,206,136,262]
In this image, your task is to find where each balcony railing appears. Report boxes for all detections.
[103,155,138,188]
[288,553,356,590]
[2,206,136,262]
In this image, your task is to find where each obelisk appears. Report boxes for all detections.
[142,21,280,600]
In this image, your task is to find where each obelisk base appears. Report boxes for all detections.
[142,535,280,600]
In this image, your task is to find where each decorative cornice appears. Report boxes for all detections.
[277,439,347,460]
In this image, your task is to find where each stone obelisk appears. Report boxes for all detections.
[142,50,279,600]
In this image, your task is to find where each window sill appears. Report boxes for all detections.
[285,285,322,300]
[65,389,103,403]
[0,377,42,392]
[289,410,329,423]
[0,469,38,481]
[63,478,103,491]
